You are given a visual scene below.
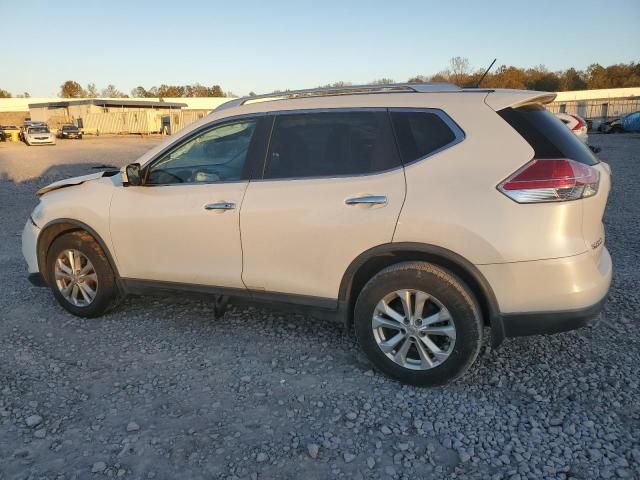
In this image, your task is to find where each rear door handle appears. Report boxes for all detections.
[204,202,236,210]
[345,195,387,206]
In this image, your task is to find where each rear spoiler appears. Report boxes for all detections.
[485,90,556,111]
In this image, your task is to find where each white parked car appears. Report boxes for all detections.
[555,112,588,144]
[22,84,612,386]
[24,125,56,146]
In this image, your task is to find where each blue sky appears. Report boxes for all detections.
[3,0,639,97]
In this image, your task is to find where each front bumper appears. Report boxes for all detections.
[27,138,55,144]
[479,248,612,342]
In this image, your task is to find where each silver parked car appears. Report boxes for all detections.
[24,125,56,146]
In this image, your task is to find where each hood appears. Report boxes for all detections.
[36,171,118,196]
[27,131,53,137]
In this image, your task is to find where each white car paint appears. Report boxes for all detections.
[24,126,56,146]
[555,112,588,144]
[22,87,611,320]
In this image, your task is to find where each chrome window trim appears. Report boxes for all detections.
[252,107,465,182]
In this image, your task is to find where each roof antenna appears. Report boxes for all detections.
[475,58,497,88]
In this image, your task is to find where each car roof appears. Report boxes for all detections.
[212,83,556,116]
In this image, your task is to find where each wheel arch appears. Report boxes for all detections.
[37,219,120,286]
[339,242,504,346]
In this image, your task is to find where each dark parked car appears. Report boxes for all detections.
[57,125,83,139]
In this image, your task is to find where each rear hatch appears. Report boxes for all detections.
[494,102,610,259]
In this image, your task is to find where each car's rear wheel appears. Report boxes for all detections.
[354,261,482,387]
[46,231,119,317]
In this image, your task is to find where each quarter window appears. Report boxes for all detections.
[146,120,257,185]
[390,111,459,164]
[264,111,400,179]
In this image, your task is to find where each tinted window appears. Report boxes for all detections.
[264,111,400,179]
[499,105,598,166]
[390,111,458,164]
[147,120,256,184]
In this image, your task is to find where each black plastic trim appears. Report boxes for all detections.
[36,219,122,286]
[122,279,338,311]
[28,272,46,287]
[338,242,504,345]
[502,297,606,337]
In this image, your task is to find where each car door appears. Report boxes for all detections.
[240,110,406,303]
[110,116,268,288]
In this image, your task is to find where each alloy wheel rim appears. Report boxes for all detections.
[54,249,98,307]
[372,289,456,370]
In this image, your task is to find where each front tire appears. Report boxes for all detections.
[46,231,119,317]
[354,261,482,387]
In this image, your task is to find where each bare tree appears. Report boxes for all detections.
[448,57,471,86]
[370,78,395,85]
[86,83,99,98]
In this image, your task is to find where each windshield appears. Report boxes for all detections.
[29,127,50,134]
[63,126,78,131]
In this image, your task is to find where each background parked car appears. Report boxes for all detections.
[19,121,47,141]
[0,125,21,142]
[57,124,83,139]
[598,118,624,134]
[555,112,588,144]
[24,125,56,146]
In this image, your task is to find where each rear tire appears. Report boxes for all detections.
[354,261,482,387]
[46,231,119,318]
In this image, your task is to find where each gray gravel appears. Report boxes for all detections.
[0,134,638,479]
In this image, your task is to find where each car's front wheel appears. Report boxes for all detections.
[46,231,119,317]
[354,261,483,387]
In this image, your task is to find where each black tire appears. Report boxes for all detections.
[354,261,482,387]
[46,231,119,318]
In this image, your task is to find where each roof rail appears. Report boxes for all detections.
[215,82,461,111]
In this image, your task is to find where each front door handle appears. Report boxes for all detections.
[204,202,236,211]
[345,195,387,206]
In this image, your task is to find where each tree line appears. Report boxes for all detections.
[0,59,638,99]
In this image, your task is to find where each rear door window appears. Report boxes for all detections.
[498,105,599,166]
[390,111,463,164]
[264,111,401,179]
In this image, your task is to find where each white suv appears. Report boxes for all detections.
[22,84,612,386]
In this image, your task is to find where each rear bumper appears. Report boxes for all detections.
[501,297,605,337]
[480,248,611,342]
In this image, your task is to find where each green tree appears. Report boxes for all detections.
[560,68,587,91]
[131,86,150,98]
[0,89,13,98]
[208,85,224,97]
[59,80,86,98]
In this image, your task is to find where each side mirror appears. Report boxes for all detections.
[122,163,142,186]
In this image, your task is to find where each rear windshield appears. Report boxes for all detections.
[498,105,599,166]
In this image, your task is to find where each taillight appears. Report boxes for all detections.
[570,115,584,131]
[498,158,599,203]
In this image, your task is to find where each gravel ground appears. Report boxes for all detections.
[0,134,638,480]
